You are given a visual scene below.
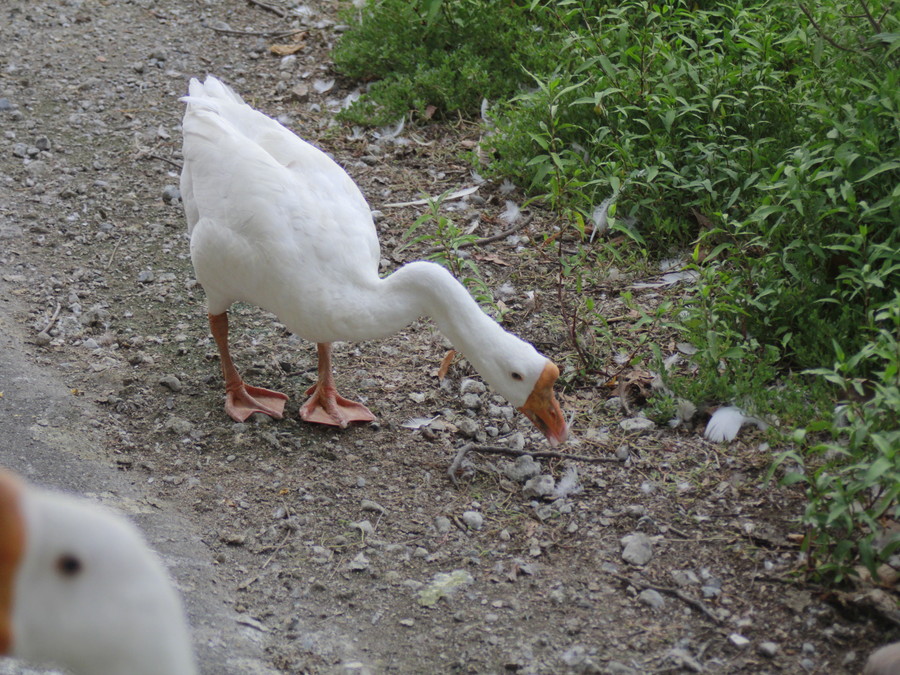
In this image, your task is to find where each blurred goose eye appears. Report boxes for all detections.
[56,554,83,577]
[511,372,523,381]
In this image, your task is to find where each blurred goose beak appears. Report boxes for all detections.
[0,471,25,655]
[519,361,568,447]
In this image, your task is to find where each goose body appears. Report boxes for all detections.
[0,470,196,675]
[180,76,567,445]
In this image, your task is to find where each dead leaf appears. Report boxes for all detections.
[269,41,305,56]
[472,253,510,267]
[424,105,437,119]
[436,350,456,380]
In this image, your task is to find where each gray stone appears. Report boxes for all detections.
[522,474,555,499]
[456,417,478,438]
[619,417,656,433]
[159,374,182,392]
[672,569,700,586]
[461,393,481,410]
[162,184,181,204]
[348,552,370,571]
[460,378,486,395]
[361,499,386,514]
[435,516,451,534]
[728,633,750,648]
[461,511,483,530]
[164,416,194,435]
[620,532,653,566]
[34,136,51,151]
[758,641,779,658]
[502,455,541,483]
[638,588,665,610]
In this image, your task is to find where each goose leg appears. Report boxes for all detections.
[299,343,376,428]
[209,312,288,422]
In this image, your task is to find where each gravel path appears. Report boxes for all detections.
[0,0,893,673]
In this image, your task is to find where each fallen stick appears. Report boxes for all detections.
[608,571,722,625]
[424,216,534,256]
[448,442,624,485]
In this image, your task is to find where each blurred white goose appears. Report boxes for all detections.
[0,470,196,675]
[180,75,567,446]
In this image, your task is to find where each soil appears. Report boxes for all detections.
[0,0,895,673]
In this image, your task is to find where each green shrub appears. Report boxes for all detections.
[332,0,556,125]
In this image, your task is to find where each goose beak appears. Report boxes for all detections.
[518,361,568,447]
[0,471,25,655]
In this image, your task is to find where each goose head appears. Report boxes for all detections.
[469,335,567,447]
[0,470,197,675]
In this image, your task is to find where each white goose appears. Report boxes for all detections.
[180,75,567,446]
[0,470,196,675]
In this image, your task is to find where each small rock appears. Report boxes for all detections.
[758,642,779,658]
[671,570,700,586]
[137,270,155,283]
[219,531,245,546]
[456,417,478,438]
[461,511,483,530]
[638,589,665,610]
[620,532,654,566]
[502,455,541,483]
[34,332,52,346]
[159,374,182,392]
[0,98,13,111]
[290,83,310,102]
[348,552,370,571]
[619,417,656,433]
[161,185,181,204]
[81,338,100,351]
[163,416,194,435]
[361,499,386,514]
[435,516,451,534]
[460,378,486,395]
[522,474,555,499]
[351,520,374,537]
[34,136,51,151]
[461,393,481,410]
[728,633,750,648]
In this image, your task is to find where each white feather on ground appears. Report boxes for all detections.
[552,466,583,500]
[704,406,769,442]
[500,200,521,224]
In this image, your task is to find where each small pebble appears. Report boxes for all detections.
[159,374,182,392]
[620,533,654,566]
[758,642,779,658]
[161,185,181,204]
[522,474,555,499]
[728,633,750,648]
[638,589,665,610]
[461,511,483,530]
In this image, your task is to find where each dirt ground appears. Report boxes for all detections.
[0,0,896,673]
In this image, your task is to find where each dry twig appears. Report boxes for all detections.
[448,442,624,485]
[608,571,722,625]
[246,0,287,18]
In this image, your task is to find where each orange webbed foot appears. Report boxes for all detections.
[225,384,288,422]
[299,383,376,428]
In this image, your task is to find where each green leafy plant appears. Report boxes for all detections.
[332,0,557,125]
[772,293,900,582]
[398,192,495,307]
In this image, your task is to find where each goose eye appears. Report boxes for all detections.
[56,554,83,577]
[511,371,523,381]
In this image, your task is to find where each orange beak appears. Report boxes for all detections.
[0,471,25,655]
[518,361,568,447]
